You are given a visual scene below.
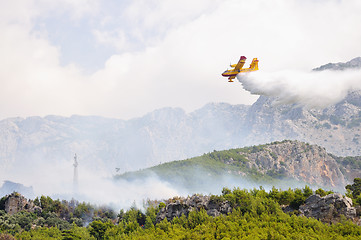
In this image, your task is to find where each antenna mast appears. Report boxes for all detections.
[73,153,78,193]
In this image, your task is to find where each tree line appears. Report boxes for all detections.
[1,179,361,239]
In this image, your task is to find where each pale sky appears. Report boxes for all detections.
[1,0,361,120]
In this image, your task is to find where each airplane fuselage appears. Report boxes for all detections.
[221,68,256,77]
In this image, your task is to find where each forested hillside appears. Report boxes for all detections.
[116,140,361,193]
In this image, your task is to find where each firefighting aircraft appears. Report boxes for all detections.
[222,56,259,82]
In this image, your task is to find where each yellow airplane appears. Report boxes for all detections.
[222,56,259,82]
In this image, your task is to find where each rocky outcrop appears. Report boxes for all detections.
[239,140,346,189]
[156,195,231,222]
[157,192,359,224]
[2,192,40,215]
[299,193,356,223]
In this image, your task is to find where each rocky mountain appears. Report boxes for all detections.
[118,140,361,192]
[313,57,361,71]
[0,57,360,185]
[243,90,361,156]
[1,92,360,175]
[0,103,249,176]
[0,181,34,199]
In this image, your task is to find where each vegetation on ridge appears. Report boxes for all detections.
[2,182,361,239]
[116,140,295,185]
[116,140,358,191]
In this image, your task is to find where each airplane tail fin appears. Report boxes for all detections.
[249,58,259,70]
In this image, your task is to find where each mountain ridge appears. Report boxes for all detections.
[0,57,360,183]
[116,140,361,192]
[313,57,361,71]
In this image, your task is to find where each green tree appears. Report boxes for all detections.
[222,187,232,196]
[144,216,154,229]
[74,202,94,219]
[145,205,157,226]
[303,185,313,198]
[315,188,333,197]
[268,186,281,202]
[88,220,114,240]
[278,188,295,205]
[290,188,305,209]
[0,197,7,211]
[346,178,361,198]
[13,211,35,231]
[187,209,209,229]
[122,206,145,226]
[315,188,327,197]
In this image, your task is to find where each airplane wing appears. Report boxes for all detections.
[234,56,247,71]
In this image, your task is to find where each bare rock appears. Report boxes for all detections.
[299,193,356,223]
[156,195,231,222]
[3,192,37,215]
[239,140,346,189]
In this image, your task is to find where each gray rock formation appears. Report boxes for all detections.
[238,140,346,189]
[157,192,359,224]
[299,193,356,223]
[156,195,232,222]
[2,192,40,215]
[242,90,361,157]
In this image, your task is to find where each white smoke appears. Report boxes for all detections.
[237,69,361,108]
[0,160,182,210]
[1,146,330,211]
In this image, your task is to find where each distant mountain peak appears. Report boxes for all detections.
[0,181,34,199]
[313,57,361,71]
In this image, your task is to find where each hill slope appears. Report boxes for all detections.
[116,140,361,192]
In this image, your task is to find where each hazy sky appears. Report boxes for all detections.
[1,0,361,120]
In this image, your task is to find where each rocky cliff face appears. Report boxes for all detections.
[238,141,346,189]
[243,90,361,157]
[1,192,40,215]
